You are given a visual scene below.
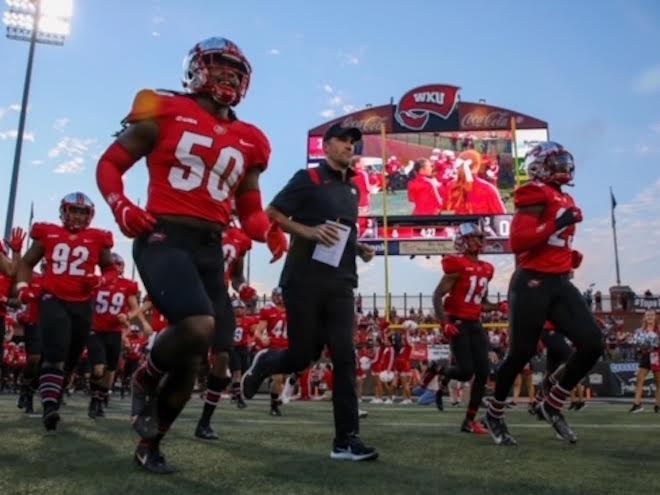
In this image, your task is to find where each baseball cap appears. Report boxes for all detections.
[322,123,362,143]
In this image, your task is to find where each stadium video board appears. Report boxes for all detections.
[307,84,549,255]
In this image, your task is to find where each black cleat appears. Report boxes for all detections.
[131,373,159,440]
[270,405,282,417]
[134,443,175,475]
[540,402,577,444]
[484,413,517,446]
[88,399,98,419]
[574,401,587,412]
[43,405,60,432]
[241,349,270,400]
[17,390,27,410]
[195,422,219,440]
[655,405,660,414]
[331,435,378,461]
[236,396,247,409]
[24,394,35,415]
[96,400,105,418]
[629,403,644,414]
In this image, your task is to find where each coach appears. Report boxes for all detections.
[241,123,378,461]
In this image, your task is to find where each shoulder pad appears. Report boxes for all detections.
[90,229,114,248]
[123,89,185,123]
[30,222,56,240]
[441,255,465,274]
[238,122,271,170]
[514,182,549,208]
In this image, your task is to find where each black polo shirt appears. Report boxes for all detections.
[270,160,360,288]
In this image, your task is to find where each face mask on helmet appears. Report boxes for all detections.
[60,192,95,232]
[182,37,251,107]
[525,142,575,186]
[454,222,485,254]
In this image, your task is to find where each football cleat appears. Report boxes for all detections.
[654,405,660,414]
[270,405,282,417]
[358,409,369,419]
[43,405,60,432]
[629,403,644,414]
[17,389,27,410]
[281,376,296,404]
[484,413,517,446]
[574,401,587,412]
[461,418,489,435]
[435,389,444,412]
[241,349,270,400]
[24,394,35,415]
[134,443,175,475]
[236,396,247,409]
[195,422,219,440]
[331,435,378,462]
[88,399,98,419]
[540,402,577,444]
[96,400,105,418]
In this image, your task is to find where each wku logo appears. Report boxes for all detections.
[394,84,460,130]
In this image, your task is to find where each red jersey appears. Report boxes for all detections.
[31,223,113,302]
[3,341,17,366]
[513,181,577,274]
[352,169,371,208]
[407,176,443,215]
[0,273,12,317]
[125,334,148,361]
[444,177,506,215]
[20,272,43,325]
[92,277,139,333]
[233,315,259,348]
[442,255,494,321]
[124,89,271,225]
[222,227,252,286]
[150,305,168,333]
[259,304,288,350]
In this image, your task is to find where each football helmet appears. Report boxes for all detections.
[272,287,283,306]
[112,253,125,274]
[454,222,485,254]
[524,141,575,185]
[60,192,94,232]
[182,37,251,106]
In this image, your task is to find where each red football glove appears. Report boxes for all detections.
[7,227,26,253]
[17,285,39,304]
[571,250,583,269]
[84,273,103,290]
[111,196,157,238]
[266,222,288,263]
[238,284,257,303]
[443,323,460,341]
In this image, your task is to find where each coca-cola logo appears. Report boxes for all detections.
[395,84,460,130]
[341,115,386,134]
[461,111,522,129]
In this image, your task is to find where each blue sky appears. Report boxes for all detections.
[1,0,659,300]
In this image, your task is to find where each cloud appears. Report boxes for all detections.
[573,177,660,292]
[9,104,22,112]
[0,130,35,141]
[320,109,336,118]
[328,95,342,106]
[48,136,96,159]
[152,15,165,25]
[339,53,360,66]
[323,84,334,94]
[632,66,660,93]
[0,108,5,119]
[268,48,280,55]
[651,123,660,134]
[53,117,69,132]
[53,156,85,174]
[151,31,160,37]
[31,159,43,165]
[342,104,356,114]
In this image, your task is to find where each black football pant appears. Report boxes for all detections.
[541,329,572,376]
[444,319,490,414]
[256,280,358,442]
[494,269,603,402]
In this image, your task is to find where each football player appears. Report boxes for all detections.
[0,228,25,347]
[255,288,289,416]
[96,37,287,473]
[15,192,117,432]
[88,253,150,419]
[485,142,603,446]
[16,259,45,415]
[122,326,149,398]
[432,222,499,434]
[195,223,256,439]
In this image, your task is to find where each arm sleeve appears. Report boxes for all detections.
[269,169,313,217]
[509,212,555,254]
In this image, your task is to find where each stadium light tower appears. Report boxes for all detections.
[3,0,74,239]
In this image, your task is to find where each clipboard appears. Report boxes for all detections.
[312,220,350,267]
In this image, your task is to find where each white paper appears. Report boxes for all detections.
[312,221,351,267]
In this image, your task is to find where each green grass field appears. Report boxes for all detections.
[1,395,659,495]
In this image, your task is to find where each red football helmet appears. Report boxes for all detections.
[112,253,125,274]
[60,192,94,232]
[524,141,575,185]
[454,222,485,254]
[182,37,251,106]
